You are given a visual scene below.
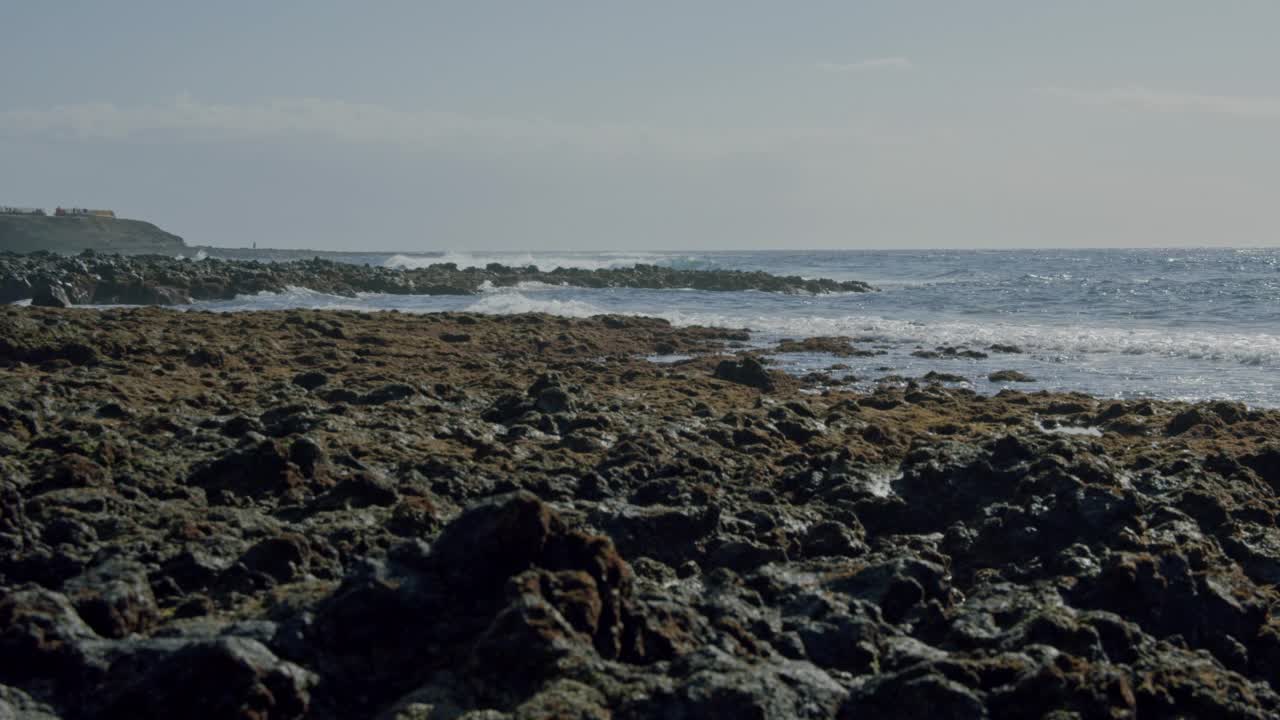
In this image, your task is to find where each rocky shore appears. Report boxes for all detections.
[0,252,874,307]
[3,306,1280,718]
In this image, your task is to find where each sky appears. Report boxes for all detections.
[2,1,1278,251]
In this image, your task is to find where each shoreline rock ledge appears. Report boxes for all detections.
[0,252,875,306]
[2,307,1280,718]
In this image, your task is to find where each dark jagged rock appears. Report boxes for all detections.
[97,637,316,719]
[914,345,989,360]
[988,343,1024,354]
[713,355,777,391]
[1,307,1279,718]
[0,251,875,306]
[31,283,72,308]
[291,371,329,391]
[361,383,416,405]
[989,369,1036,383]
[63,558,158,639]
[187,439,304,504]
[772,336,877,357]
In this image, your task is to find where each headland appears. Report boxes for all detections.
[0,214,186,256]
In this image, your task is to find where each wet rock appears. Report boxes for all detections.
[154,550,232,596]
[535,387,575,415]
[802,520,868,558]
[774,417,826,445]
[188,439,304,504]
[387,496,442,537]
[624,648,846,720]
[1243,445,1280,487]
[0,683,61,719]
[238,534,311,584]
[988,370,1035,383]
[31,283,71,308]
[467,571,603,697]
[525,373,577,415]
[312,471,398,510]
[95,401,133,419]
[844,670,990,719]
[708,536,788,572]
[303,491,642,714]
[362,383,416,405]
[591,504,720,569]
[1207,400,1249,424]
[64,558,158,639]
[773,336,875,357]
[0,586,101,690]
[260,404,318,437]
[1166,406,1225,436]
[42,517,98,547]
[98,637,316,720]
[291,370,328,391]
[288,436,327,478]
[221,415,260,438]
[431,491,566,597]
[508,680,611,720]
[796,613,882,673]
[31,454,107,493]
[914,346,989,360]
[713,356,775,391]
[185,347,224,368]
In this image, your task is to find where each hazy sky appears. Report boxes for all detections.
[3,2,1278,250]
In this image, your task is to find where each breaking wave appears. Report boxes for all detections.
[653,312,1280,368]
[464,292,607,318]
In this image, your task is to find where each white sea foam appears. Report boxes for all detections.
[197,284,1280,369]
[204,286,374,312]
[459,290,1280,368]
[179,246,1280,407]
[1036,422,1104,437]
[477,280,563,293]
[464,292,607,318]
[648,311,1280,368]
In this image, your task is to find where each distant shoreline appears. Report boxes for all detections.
[0,215,185,255]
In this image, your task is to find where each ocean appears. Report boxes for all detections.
[196,248,1280,408]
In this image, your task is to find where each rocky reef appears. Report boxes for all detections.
[0,252,874,307]
[3,307,1280,718]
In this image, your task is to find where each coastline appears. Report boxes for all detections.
[3,306,1280,717]
[0,216,185,256]
[0,252,874,308]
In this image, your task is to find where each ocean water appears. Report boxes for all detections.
[197,248,1280,408]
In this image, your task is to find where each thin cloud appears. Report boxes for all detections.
[816,57,913,73]
[0,94,901,154]
[1041,86,1280,119]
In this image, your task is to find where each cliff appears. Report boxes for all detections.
[0,215,186,255]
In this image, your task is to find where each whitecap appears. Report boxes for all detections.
[464,292,607,318]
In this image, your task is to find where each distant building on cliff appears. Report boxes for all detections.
[55,207,116,218]
[0,206,46,216]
